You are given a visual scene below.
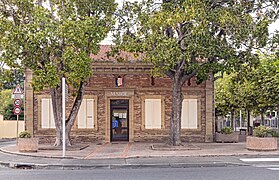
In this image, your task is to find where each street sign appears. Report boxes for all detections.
[14,99,22,107]
[12,94,24,99]
[13,107,22,115]
[13,84,23,94]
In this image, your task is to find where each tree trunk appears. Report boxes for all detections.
[51,80,85,147]
[230,110,235,130]
[169,78,184,146]
[247,110,251,135]
[260,111,264,125]
[50,85,63,147]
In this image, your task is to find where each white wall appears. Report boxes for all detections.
[0,114,25,138]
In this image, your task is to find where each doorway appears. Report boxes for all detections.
[110,100,129,141]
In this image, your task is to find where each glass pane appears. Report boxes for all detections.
[111,109,128,141]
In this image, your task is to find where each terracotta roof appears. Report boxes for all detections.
[90,45,145,62]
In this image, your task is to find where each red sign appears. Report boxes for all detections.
[14,99,22,107]
[13,107,22,115]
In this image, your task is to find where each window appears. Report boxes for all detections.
[41,99,55,128]
[181,99,198,129]
[77,99,95,129]
[144,99,161,129]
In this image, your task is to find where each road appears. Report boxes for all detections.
[0,165,279,180]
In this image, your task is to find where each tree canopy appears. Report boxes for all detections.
[0,0,117,145]
[113,0,278,145]
[215,54,279,125]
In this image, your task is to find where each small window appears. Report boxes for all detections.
[181,99,198,129]
[144,99,161,129]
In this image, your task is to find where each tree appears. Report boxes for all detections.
[113,0,275,145]
[215,73,241,129]
[242,55,279,124]
[0,0,117,146]
[215,55,279,129]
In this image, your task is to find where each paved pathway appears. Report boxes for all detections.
[1,141,279,169]
[2,142,279,159]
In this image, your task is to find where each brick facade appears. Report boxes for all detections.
[24,48,214,144]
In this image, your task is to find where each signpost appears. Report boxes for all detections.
[62,77,66,157]
[13,84,23,144]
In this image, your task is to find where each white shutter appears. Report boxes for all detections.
[78,99,95,128]
[181,99,189,129]
[145,99,152,129]
[78,100,86,128]
[152,99,161,128]
[181,99,198,129]
[49,99,55,128]
[86,99,94,128]
[145,99,161,129]
[41,99,55,129]
[41,99,50,128]
[188,99,198,128]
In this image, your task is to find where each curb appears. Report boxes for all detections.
[0,147,76,159]
[0,161,249,170]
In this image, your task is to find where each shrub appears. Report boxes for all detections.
[269,129,279,138]
[254,126,269,138]
[221,127,233,134]
[19,131,31,138]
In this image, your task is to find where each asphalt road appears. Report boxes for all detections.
[0,139,15,147]
[0,166,278,180]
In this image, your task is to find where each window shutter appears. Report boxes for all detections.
[188,99,198,128]
[145,99,161,129]
[77,99,95,129]
[86,99,94,128]
[78,100,86,128]
[42,99,55,128]
[181,99,189,129]
[181,99,198,129]
[49,99,55,128]
[41,99,50,128]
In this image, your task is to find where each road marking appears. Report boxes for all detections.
[267,168,279,171]
[240,158,279,162]
[254,165,279,168]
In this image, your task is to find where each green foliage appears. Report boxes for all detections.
[0,0,117,92]
[113,0,275,80]
[0,0,117,144]
[19,131,31,138]
[254,126,279,138]
[3,102,24,120]
[215,54,279,116]
[215,73,240,117]
[269,129,279,138]
[0,89,12,115]
[254,125,269,138]
[113,0,278,145]
[220,127,233,134]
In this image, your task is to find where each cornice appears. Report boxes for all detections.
[92,62,153,74]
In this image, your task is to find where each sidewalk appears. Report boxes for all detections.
[1,142,279,169]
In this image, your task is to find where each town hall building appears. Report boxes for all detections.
[24,45,214,144]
